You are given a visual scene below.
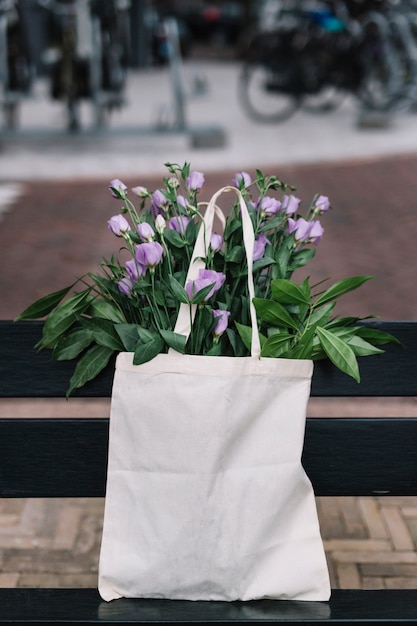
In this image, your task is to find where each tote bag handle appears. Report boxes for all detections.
[173,185,261,358]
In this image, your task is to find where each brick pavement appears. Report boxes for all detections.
[1,153,417,590]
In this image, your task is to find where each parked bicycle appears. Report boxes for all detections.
[0,0,33,128]
[38,0,130,131]
[238,0,417,123]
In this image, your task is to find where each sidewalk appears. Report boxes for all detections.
[2,60,417,181]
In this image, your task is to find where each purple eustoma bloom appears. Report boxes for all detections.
[150,189,169,217]
[212,309,230,337]
[126,258,146,281]
[309,220,324,244]
[109,179,127,199]
[232,171,251,189]
[117,277,134,296]
[176,194,187,208]
[287,217,311,242]
[287,218,324,244]
[210,233,223,251]
[313,195,330,214]
[186,171,205,191]
[253,233,270,261]
[135,242,164,268]
[258,196,281,216]
[137,222,155,242]
[168,215,190,235]
[186,269,226,301]
[282,194,301,215]
[108,214,130,237]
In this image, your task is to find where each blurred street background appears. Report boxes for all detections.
[1,0,417,593]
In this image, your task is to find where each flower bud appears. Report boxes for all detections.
[108,214,130,237]
[155,215,166,234]
[135,242,164,268]
[232,171,251,189]
[212,309,230,337]
[137,222,155,242]
[131,185,149,198]
[109,179,127,199]
[186,170,205,191]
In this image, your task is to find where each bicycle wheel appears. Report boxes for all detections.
[357,14,405,112]
[239,61,301,124]
[302,85,346,113]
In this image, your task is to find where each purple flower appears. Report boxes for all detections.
[150,189,169,217]
[137,222,155,242]
[258,196,282,216]
[210,233,223,251]
[135,242,164,268]
[287,217,311,242]
[109,179,127,199]
[313,195,330,214]
[176,194,187,208]
[126,258,146,281]
[186,269,226,301]
[253,233,270,261]
[309,220,324,244]
[117,277,134,296]
[287,218,323,244]
[282,194,301,215]
[108,214,130,237]
[232,171,251,189]
[212,309,230,337]
[186,170,205,191]
[168,215,190,235]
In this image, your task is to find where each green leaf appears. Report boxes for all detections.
[314,276,373,308]
[288,248,316,272]
[271,279,310,306]
[115,324,142,351]
[67,345,114,397]
[133,335,164,365]
[308,302,335,326]
[53,328,93,361]
[253,256,275,272]
[189,282,216,304]
[137,327,159,343]
[356,327,401,346]
[225,245,244,264]
[261,332,293,358]
[37,290,92,349]
[159,329,187,353]
[253,298,299,330]
[89,298,126,323]
[347,335,385,357]
[79,317,124,351]
[316,326,360,382]
[235,322,253,352]
[205,342,223,356]
[14,283,76,321]
[163,228,186,248]
[168,275,189,304]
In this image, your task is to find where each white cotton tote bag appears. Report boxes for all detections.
[98,187,331,603]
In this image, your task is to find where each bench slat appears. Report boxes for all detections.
[1,588,417,624]
[0,320,416,398]
[2,417,417,498]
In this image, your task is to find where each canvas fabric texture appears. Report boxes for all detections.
[98,187,331,602]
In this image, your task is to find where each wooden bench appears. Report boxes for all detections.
[1,318,417,624]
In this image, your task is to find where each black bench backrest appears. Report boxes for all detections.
[1,320,417,499]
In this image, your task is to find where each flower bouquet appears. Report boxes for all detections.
[16,162,398,602]
[16,161,396,396]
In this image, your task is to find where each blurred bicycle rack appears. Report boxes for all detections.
[0,0,225,147]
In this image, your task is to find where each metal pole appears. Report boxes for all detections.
[164,16,187,132]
